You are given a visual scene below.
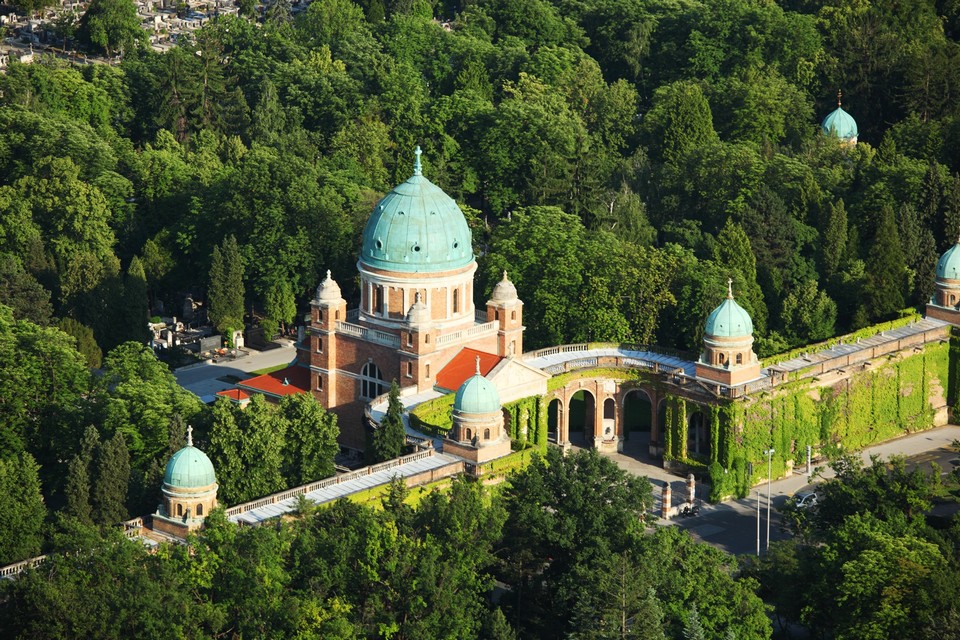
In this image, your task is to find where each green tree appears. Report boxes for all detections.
[208,235,245,339]
[57,318,102,369]
[821,199,849,280]
[79,0,147,58]
[0,252,52,326]
[279,393,339,486]
[371,380,405,462]
[641,80,718,171]
[863,206,907,320]
[0,452,46,563]
[121,256,150,344]
[64,453,94,526]
[209,396,287,504]
[92,431,130,525]
[713,218,767,334]
[780,280,837,346]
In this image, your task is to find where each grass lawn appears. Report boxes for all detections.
[249,363,290,376]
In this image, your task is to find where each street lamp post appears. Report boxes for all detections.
[765,448,775,551]
[756,489,760,557]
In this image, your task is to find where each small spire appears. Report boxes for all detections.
[325,269,331,281]
[837,89,842,107]
[413,146,423,176]
[501,270,509,282]
[727,278,734,299]
[186,425,193,447]
[475,355,481,375]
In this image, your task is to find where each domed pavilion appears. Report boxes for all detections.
[821,90,858,145]
[695,279,762,386]
[926,237,960,324]
[153,426,218,539]
[297,148,527,451]
[443,357,512,465]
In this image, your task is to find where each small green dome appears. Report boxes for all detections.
[454,373,501,415]
[937,242,960,280]
[821,106,858,140]
[360,147,474,274]
[164,445,217,489]
[704,286,754,338]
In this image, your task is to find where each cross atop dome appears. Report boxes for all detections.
[186,424,193,447]
[837,89,842,107]
[475,355,481,375]
[727,277,734,299]
[413,146,422,176]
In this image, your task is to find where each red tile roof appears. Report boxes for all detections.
[238,365,311,398]
[436,348,502,392]
[216,388,250,402]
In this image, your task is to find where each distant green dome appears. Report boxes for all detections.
[454,373,501,415]
[360,147,474,274]
[704,287,754,338]
[937,242,960,280]
[821,106,858,140]
[164,445,217,489]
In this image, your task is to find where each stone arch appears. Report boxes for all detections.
[547,398,562,443]
[623,389,653,437]
[687,410,709,458]
[569,389,596,442]
[602,397,616,439]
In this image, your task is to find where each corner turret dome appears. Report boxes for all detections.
[489,271,518,303]
[704,281,754,338]
[821,91,858,141]
[315,270,342,302]
[937,240,960,280]
[164,429,216,489]
[405,291,431,325]
[454,359,501,414]
[360,147,474,274]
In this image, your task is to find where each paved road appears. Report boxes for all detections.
[173,340,298,400]
[594,425,960,556]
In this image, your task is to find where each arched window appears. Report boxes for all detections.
[495,310,500,321]
[176,503,183,517]
[484,428,490,440]
[736,353,743,365]
[373,286,383,315]
[511,310,516,321]
[360,362,386,399]
[317,337,323,353]
[197,504,203,516]
[453,288,460,313]
[465,428,472,441]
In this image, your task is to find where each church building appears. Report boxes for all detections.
[295,148,541,451]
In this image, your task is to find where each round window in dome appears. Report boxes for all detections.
[376,239,383,249]
[453,241,459,248]
[413,245,421,252]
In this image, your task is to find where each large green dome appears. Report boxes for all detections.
[704,291,754,338]
[360,147,474,274]
[164,445,217,489]
[937,242,960,280]
[454,372,501,415]
[821,106,858,140]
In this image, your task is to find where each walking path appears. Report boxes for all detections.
[596,424,960,555]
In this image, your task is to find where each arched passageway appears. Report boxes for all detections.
[687,410,709,458]
[602,398,616,439]
[569,390,596,442]
[623,390,653,439]
[547,398,562,443]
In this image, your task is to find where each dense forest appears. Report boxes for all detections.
[2,0,960,357]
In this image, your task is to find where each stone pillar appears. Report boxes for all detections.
[687,473,696,506]
[662,484,672,519]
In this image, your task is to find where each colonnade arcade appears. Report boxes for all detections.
[545,377,711,458]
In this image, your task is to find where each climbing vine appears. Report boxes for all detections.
[503,396,548,452]
[704,341,950,500]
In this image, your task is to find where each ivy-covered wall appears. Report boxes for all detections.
[699,339,952,500]
[503,396,548,453]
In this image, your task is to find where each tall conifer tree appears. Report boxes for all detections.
[92,431,130,525]
[208,235,245,339]
[864,206,907,320]
[371,381,405,462]
[64,454,93,525]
